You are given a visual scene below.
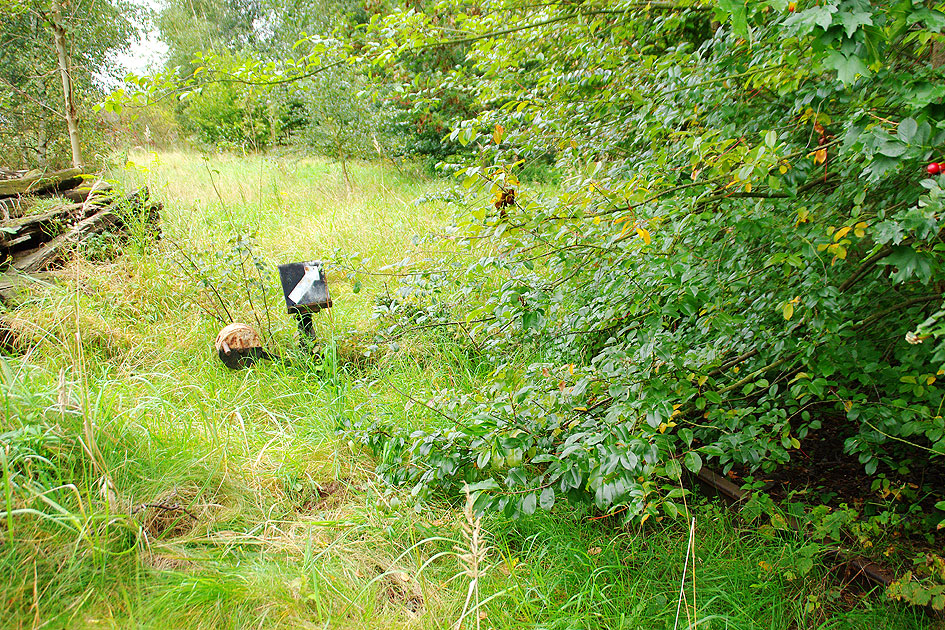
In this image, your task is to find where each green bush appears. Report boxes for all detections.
[349,0,945,530]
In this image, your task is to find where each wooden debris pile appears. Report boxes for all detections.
[0,167,161,298]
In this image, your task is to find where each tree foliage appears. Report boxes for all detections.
[342,0,945,532]
[148,0,376,152]
[0,0,141,168]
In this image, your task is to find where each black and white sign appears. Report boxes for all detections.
[278,261,332,314]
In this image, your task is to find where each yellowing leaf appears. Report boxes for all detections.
[843,400,853,412]
[744,181,752,193]
[927,376,936,385]
[814,148,827,164]
[783,301,795,320]
[636,227,652,244]
[834,226,851,241]
[593,216,602,225]
[493,124,504,145]
[854,221,869,237]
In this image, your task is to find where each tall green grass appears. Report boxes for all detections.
[0,151,933,629]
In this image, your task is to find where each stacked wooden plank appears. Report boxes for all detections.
[0,167,161,301]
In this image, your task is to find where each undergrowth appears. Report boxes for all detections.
[0,151,935,628]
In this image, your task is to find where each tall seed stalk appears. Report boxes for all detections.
[454,487,490,630]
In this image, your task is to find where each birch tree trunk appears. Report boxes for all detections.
[49,0,84,169]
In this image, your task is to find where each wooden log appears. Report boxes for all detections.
[0,168,84,198]
[0,197,23,221]
[0,203,87,258]
[0,271,56,305]
[61,181,112,204]
[0,186,160,302]
[12,208,121,273]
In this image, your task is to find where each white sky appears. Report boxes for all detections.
[99,0,168,86]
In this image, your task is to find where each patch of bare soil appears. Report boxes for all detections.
[379,570,424,617]
[297,479,347,513]
[729,417,945,542]
[134,488,201,539]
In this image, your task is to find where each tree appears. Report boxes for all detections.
[151,0,368,152]
[48,0,82,167]
[0,0,141,169]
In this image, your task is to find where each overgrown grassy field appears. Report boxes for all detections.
[0,151,935,629]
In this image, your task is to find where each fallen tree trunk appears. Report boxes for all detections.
[0,203,88,259]
[0,168,84,198]
[0,166,162,303]
[12,208,122,274]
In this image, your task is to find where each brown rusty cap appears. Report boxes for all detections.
[214,322,262,354]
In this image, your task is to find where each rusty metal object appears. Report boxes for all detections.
[214,322,266,369]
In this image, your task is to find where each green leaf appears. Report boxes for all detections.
[684,451,703,474]
[876,138,908,157]
[539,486,555,510]
[522,492,537,515]
[878,246,934,284]
[666,459,683,480]
[839,9,873,37]
[810,5,839,30]
[718,0,749,38]
[824,51,870,85]
[522,311,541,330]
[466,479,500,492]
[897,117,918,143]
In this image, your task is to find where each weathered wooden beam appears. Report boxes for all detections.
[61,181,112,204]
[0,271,56,305]
[0,168,84,198]
[0,203,86,257]
[12,208,121,273]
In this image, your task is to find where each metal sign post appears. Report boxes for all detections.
[277,260,332,344]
